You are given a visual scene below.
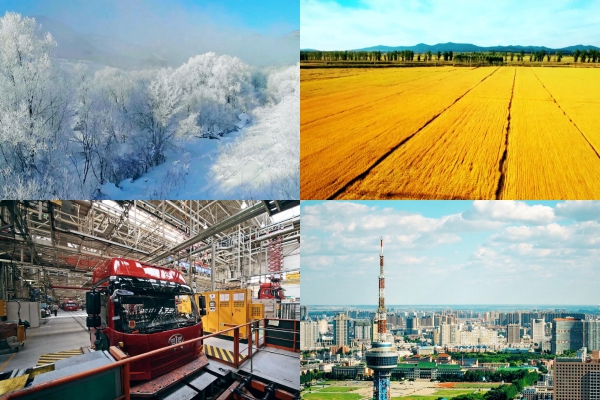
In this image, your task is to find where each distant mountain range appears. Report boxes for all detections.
[302,42,600,53]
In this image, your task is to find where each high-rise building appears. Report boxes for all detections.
[333,313,351,346]
[552,318,584,355]
[507,324,521,345]
[355,320,372,340]
[301,320,319,350]
[440,323,451,346]
[532,319,545,346]
[584,320,600,352]
[450,324,459,344]
[555,348,600,400]
[300,306,308,321]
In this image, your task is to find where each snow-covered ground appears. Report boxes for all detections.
[99,64,300,200]
[99,115,250,199]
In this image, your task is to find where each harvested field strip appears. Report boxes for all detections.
[301,67,498,198]
[301,68,464,125]
[531,68,600,160]
[336,67,513,199]
[301,67,443,99]
[502,68,600,199]
[301,68,491,160]
[533,68,600,155]
[301,67,454,98]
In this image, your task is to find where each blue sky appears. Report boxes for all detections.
[2,0,299,39]
[301,200,600,305]
[301,0,600,50]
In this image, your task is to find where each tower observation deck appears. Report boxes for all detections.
[365,238,398,400]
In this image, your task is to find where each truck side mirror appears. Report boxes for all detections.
[199,295,207,316]
[86,291,101,315]
[87,315,101,328]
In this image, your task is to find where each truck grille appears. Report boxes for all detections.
[150,343,195,378]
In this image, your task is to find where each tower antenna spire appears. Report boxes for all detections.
[366,237,398,400]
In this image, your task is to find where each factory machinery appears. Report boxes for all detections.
[0,200,299,309]
[365,238,399,400]
[0,201,300,399]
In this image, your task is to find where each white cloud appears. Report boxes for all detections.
[556,201,600,221]
[301,0,600,50]
[465,201,555,224]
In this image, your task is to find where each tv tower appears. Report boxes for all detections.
[365,238,398,400]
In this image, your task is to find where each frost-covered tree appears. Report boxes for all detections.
[173,53,258,137]
[0,12,298,199]
[0,12,71,197]
[211,64,299,198]
[129,69,184,167]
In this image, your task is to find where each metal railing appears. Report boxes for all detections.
[2,318,301,400]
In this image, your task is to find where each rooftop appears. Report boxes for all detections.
[437,364,462,370]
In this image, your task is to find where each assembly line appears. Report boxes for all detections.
[0,200,300,399]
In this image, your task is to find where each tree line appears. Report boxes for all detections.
[574,49,600,62]
[301,48,600,64]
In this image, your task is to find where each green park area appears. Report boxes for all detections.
[453,383,501,389]
[397,388,489,400]
[303,389,364,400]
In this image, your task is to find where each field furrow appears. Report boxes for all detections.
[533,68,600,154]
[301,67,498,199]
[336,67,516,199]
[301,67,463,125]
[501,68,600,199]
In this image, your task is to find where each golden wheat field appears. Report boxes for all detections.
[301,66,600,199]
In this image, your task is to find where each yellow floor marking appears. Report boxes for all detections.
[36,348,83,367]
[0,353,16,372]
[205,344,235,363]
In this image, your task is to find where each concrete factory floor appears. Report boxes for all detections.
[0,312,299,391]
[204,336,300,390]
[0,310,90,372]
[203,337,300,391]
[238,346,300,389]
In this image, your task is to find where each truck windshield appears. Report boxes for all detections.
[115,293,198,334]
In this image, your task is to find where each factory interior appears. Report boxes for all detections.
[0,200,300,399]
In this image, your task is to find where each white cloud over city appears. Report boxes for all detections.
[302,200,600,305]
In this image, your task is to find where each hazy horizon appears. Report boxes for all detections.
[2,0,299,67]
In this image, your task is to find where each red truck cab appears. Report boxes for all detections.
[258,282,286,300]
[87,258,205,381]
[63,301,79,311]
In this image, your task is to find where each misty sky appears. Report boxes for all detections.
[301,0,600,50]
[2,0,299,66]
[302,201,600,305]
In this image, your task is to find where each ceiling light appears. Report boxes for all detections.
[241,200,247,209]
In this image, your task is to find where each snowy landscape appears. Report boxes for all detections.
[0,11,299,199]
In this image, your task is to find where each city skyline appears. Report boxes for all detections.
[302,200,600,305]
[301,0,600,50]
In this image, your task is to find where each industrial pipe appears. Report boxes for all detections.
[51,286,91,291]
[147,202,266,263]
